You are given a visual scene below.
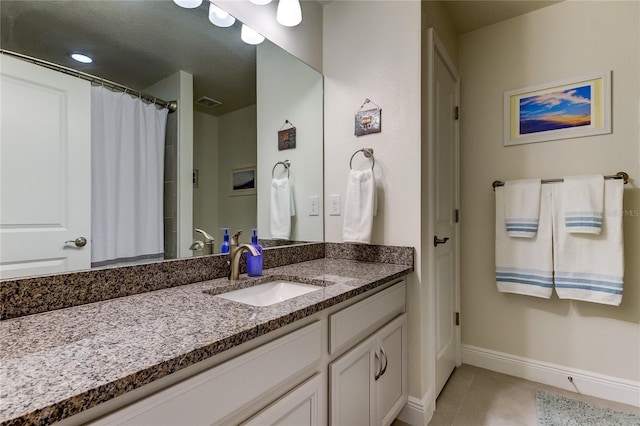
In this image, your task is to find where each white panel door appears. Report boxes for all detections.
[431,31,460,396]
[0,55,91,279]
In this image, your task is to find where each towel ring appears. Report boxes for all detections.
[350,148,375,170]
[272,160,291,178]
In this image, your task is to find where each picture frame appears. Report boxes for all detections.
[504,71,611,146]
[230,167,256,196]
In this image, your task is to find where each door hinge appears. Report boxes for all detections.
[454,106,460,120]
[454,209,460,223]
[455,312,460,326]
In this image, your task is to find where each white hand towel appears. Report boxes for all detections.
[495,185,553,298]
[504,179,542,238]
[270,177,295,240]
[343,169,376,244]
[553,180,624,306]
[562,175,604,234]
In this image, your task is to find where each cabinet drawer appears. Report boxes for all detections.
[91,321,322,426]
[329,281,405,355]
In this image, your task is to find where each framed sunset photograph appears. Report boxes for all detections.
[504,72,611,146]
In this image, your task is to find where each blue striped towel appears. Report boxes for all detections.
[504,179,542,238]
[495,185,553,298]
[553,179,624,306]
[562,175,604,234]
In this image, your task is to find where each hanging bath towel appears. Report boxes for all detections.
[504,179,542,238]
[562,175,604,234]
[552,180,624,306]
[270,177,296,240]
[343,168,377,244]
[495,185,553,298]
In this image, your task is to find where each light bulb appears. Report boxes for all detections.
[249,0,272,4]
[241,24,265,45]
[208,4,235,27]
[276,0,302,27]
[70,53,93,64]
[173,0,203,9]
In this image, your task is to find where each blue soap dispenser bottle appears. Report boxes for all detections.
[247,228,263,277]
[220,228,230,254]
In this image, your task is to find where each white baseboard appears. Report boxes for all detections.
[396,389,434,426]
[462,344,640,407]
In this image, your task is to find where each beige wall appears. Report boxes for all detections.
[193,112,219,245]
[422,0,459,67]
[218,105,258,239]
[256,41,324,242]
[323,0,426,400]
[459,1,640,381]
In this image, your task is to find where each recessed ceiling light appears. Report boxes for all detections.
[70,53,93,64]
[249,0,272,5]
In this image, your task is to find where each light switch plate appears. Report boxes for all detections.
[329,194,341,216]
[308,195,319,216]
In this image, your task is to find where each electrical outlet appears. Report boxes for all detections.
[329,194,341,216]
[308,195,319,216]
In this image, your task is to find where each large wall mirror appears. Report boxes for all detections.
[0,1,323,280]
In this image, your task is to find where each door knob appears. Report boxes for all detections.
[65,237,87,247]
[434,236,450,247]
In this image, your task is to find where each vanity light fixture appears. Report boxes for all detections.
[276,0,302,27]
[241,24,265,45]
[70,52,93,64]
[249,0,272,4]
[208,3,235,27]
[173,0,203,9]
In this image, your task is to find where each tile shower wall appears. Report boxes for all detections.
[164,112,178,259]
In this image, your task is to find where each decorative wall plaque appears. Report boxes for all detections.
[355,98,382,136]
[278,120,297,150]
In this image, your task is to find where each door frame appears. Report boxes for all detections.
[425,27,461,398]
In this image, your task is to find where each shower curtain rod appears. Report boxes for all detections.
[1,49,177,113]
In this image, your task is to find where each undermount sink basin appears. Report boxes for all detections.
[215,281,322,306]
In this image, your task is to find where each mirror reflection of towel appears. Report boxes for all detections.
[270,177,295,240]
[343,169,376,244]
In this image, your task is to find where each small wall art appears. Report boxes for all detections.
[230,167,256,196]
[278,120,296,151]
[504,71,611,146]
[355,98,382,136]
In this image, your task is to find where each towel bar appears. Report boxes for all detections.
[492,171,629,190]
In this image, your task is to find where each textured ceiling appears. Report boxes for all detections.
[438,0,562,34]
[1,0,562,117]
[0,0,257,116]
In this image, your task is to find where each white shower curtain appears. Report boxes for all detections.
[91,86,168,267]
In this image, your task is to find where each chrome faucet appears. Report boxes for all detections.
[228,230,259,281]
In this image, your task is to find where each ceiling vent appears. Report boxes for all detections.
[195,96,222,108]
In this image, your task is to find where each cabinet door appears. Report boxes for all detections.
[375,314,408,426]
[244,374,325,426]
[329,333,377,425]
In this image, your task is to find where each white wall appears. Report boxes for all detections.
[217,105,258,238]
[460,0,640,387]
[145,71,194,258]
[212,0,323,72]
[193,111,219,245]
[323,0,425,402]
[256,41,324,242]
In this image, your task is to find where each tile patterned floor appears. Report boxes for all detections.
[394,364,640,426]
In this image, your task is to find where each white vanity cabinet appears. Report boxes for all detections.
[83,280,407,426]
[329,281,408,426]
[89,322,323,426]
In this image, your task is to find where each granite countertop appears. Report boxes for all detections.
[0,258,412,425]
